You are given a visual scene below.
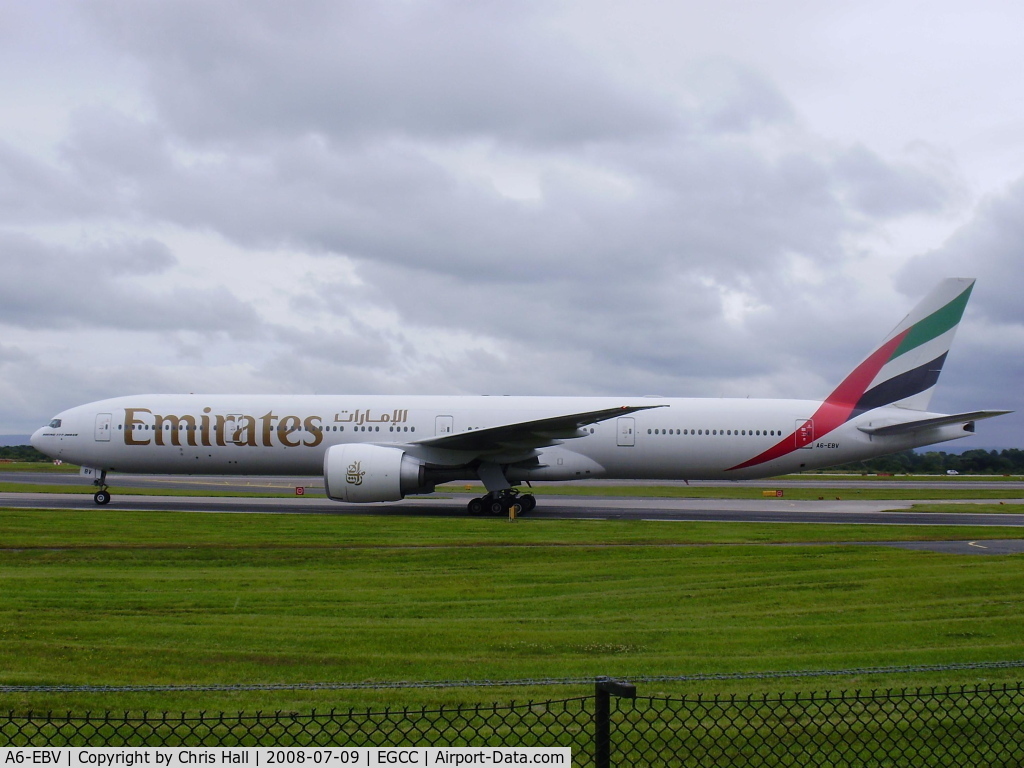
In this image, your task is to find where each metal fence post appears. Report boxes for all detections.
[595,677,636,768]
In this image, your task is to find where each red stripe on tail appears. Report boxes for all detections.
[727,329,909,471]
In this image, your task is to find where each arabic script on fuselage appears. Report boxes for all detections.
[120,407,411,449]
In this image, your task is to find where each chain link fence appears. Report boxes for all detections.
[616,684,1024,766]
[4,680,1024,765]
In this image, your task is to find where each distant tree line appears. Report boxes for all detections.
[0,445,49,462]
[826,449,1024,475]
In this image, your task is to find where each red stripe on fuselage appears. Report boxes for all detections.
[727,329,909,471]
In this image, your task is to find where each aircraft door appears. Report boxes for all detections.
[616,417,635,447]
[795,419,814,448]
[94,413,112,442]
[435,415,454,436]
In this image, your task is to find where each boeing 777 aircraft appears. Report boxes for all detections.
[32,278,1009,514]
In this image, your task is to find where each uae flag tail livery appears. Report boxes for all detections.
[730,277,1003,472]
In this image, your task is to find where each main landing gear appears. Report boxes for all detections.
[92,470,111,505]
[467,489,536,516]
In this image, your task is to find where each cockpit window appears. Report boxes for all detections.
[49,419,62,429]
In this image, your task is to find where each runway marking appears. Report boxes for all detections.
[968,541,989,549]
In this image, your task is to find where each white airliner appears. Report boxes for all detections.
[31,278,1009,513]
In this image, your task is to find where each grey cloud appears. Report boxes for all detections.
[61,107,172,189]
[834,144,957,217]
[89,1,676,147]
[93,237,177,276]
[684,60,795,133]
[0,342,29,364]
[55,7,961,303]
[51,123,922,401]
[0,141,100,222]
[61,122,860,291]
[289,260,847,402]
[0,232,262,336]
[898,176,1024,324]
[271,319,403,372]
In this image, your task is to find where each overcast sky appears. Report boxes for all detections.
[1,1,1021,449]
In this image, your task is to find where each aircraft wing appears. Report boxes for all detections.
[857,410,1012,437]
[410,404,666,453]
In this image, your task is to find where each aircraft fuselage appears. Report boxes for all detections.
[32,394,970,483]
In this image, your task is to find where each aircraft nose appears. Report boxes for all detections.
[30,426,47,452]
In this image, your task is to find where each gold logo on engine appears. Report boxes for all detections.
[346,460,365,486]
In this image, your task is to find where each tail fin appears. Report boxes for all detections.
[729,278,976,471]
[825,277,974,415]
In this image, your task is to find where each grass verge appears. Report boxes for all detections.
[906,503,1024,514]
[0,462,77,473]
[1,508,1024,713]
[0,482,296,497]
[475,484,1024,501]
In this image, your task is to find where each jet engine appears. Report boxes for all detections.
[323,443,428,502]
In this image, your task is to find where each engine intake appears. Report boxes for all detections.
[323,443,427,502]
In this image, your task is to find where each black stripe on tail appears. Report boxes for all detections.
[851,352,948,417]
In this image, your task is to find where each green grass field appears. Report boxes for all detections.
[0,481,298,497]
[2,507,1024,715]
[0,461,78,473]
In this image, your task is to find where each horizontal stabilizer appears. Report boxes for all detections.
[857,410,1012,437]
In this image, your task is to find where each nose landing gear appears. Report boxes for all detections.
[92,470,111,505]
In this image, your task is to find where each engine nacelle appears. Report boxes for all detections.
[323,443,426,503]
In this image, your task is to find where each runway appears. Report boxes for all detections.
[5,473,1024,558]
[4,469,1024,533]
[6,472,1024,493]
[3,489,1024,529]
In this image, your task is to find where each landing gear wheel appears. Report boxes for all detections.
[467,497,485,515]
[519,494,536,513]
[487,497,507,516]
[91,470,110,506]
